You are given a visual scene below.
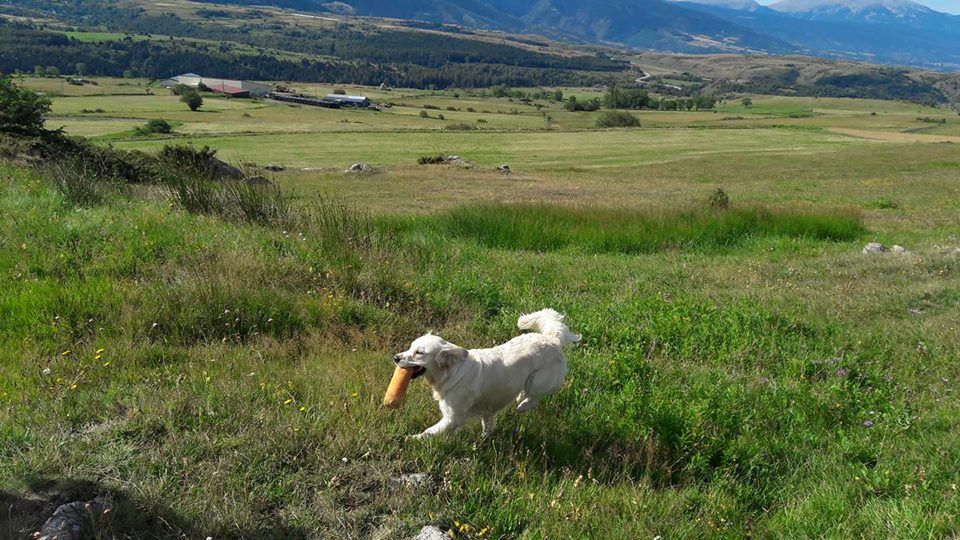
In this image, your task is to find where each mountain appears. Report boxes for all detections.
[189,0,960,69]
[323,0,795,53]
[769,0,939,23]
[677,0,960,67]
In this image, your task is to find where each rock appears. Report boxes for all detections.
[37,497,111,540]
[497,164,512,174]
[209,157,244,180]
[414,525,448,540]
[442,155,474,168]
[263,163,285,172]
[862,242,888,254]
[389,473,433,492]
[891,245,907,254]
[345,162,376,174]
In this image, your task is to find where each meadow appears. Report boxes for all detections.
[2,78,960,538]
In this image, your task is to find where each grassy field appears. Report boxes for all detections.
[2,84,960,538]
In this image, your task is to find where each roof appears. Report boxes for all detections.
[323,94,369,102]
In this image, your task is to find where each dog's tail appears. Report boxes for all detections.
[517,308,580,347]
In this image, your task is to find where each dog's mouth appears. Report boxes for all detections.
[409,366,427,380]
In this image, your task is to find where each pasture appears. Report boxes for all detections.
[1,79,960,538]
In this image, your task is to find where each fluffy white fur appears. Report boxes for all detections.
[394,308,580,439]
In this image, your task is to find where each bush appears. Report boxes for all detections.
[0,76,52,136]
[169,176,290,225]
[134,119,173,136]
[596,110,640,128]
[157,145,237,181]
[422,104,440,110]
[709,188,731,211]
[444,122,477,131]
[417,155,445,165]
[419,110,430,118]
[179,88,203,111]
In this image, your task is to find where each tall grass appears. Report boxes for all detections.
[418,203,864,254]
[45,158,120,206]
[169,176,290,225]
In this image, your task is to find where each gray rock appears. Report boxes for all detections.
[497,164,512,174]
[891,245,907,254]
[414,525,448,540]
[862,242,887,254]
[37,497,111,540]
[442,155,475,168]
[389,473,433,491]
[345,162,376,174]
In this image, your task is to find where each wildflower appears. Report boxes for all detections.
[95,348,105,354]
[835,368,848,377]
[284,399,293,405]
[299,406,306,412]
[70,384,77,390]
[103,362,110,367]
[41,368,51,376]
[863,419,874,427]
[61,350,71,356]
[350,392,358,398]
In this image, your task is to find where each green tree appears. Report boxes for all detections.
[44,66,60,78]
[741,97,753,108]
[180,88,203,111]
[75,63,87,77]
[33,65,44,77]
[0,75,52,136]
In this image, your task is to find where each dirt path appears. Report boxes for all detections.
[829,127,960,143]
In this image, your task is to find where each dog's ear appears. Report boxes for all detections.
[436,346,468,369]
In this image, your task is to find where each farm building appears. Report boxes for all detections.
[320,94,371,108]
[159,73,272,98]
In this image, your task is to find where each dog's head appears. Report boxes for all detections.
[393,333,468,384]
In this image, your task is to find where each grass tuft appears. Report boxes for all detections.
[414,203,863,254]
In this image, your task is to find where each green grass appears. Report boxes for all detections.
[402,203,864,255]
[3,87,960,538]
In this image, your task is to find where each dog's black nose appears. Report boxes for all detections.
[393,354,401,364]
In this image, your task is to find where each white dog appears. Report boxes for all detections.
[394,308,580,439]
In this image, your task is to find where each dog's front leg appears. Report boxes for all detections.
[410,417,460,440]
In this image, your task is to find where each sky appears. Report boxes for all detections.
[756,0,960,13]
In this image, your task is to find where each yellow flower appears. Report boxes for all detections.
[350,392,359,398]
[61,350,71,356]
[95,348,105,354]
[70,384,77,390]
[299,406,306,412]
[284,399,293,405]
[103,362,110,367]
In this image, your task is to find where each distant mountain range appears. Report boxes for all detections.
[195,0,960,69]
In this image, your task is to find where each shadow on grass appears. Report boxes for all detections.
[1,476,311,539]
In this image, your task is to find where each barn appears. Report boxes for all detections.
[320,94,372,108]
[159,74,272,98]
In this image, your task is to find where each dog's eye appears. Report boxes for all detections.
[415,350,424,356]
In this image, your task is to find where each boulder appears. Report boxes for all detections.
[345,162,376,174]
[497,164,512,175]
[414,525,447,540]
[862,242,887,254]
[891,245,907,254]
[36,497,112,540]
[389,473,433,492]
[441,155,475,168]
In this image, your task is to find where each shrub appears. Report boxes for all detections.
[179,87,203,111]
[419,110,430,119]
[169,176,290,225]
[866,197,898,210]
[596,110,640,128]
[157,145,235,181]
[417,155,445,165]
[0,75,52,136]
[444,122,477,131]
[134,119,173,136]
[709,188,731,211]
[422,104,440,110]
